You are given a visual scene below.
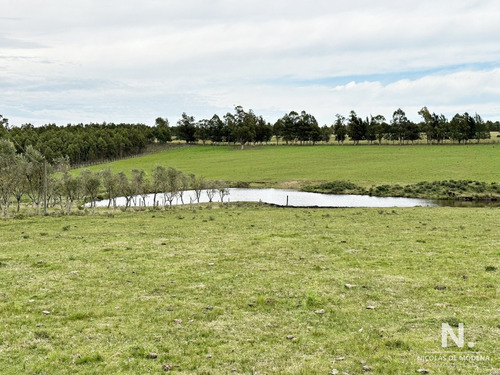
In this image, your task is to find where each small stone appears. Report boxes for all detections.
[42,310,50,315]
[166,307,174,311]
[416,370,430,374]
[37,260,45,264]
[248,303,254,307]
[335,357,345,361]
[462,275,468,279]
[205,306,214,310]
[208,263,214,266]
[366,305,376,310]
[358,328,363,332]
[148,352,158,359]
[315,309,325,314]
[28,299,35,303]
[286,335,295,340]
[162,364,172,372]
[174,319,182,324]
[434,285,446,290]
[363,365,372,371]
[331,370,339,375]
[344,283,357,289]
[206,354,212,359]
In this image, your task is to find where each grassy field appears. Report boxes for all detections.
[0,205,499,374]
[83,144,500,187]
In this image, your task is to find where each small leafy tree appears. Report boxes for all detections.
[152,165,168,207]
[60,171,81,214]
[0,140,17,216]
[191,174,206,204]
[215,180,229,205]
[80,169,101,214]
[101,167,118,209]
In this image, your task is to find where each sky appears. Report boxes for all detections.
[2,0,500,127]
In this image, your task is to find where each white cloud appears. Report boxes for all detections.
[1,0,500,126]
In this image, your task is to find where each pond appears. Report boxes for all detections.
[93,188,448,208]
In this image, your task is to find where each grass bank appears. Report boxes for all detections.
[0,205,498,374]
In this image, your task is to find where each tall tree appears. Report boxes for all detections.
[333,115,347,145]
[154,117,172,143]
[233,106,256,149]
[176,113,197,143]
[273,118,285,145]
[391,108,408,144]
[347,111,365,145]
[474,113,490,143]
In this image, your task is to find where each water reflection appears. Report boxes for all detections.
[94,188,441,208]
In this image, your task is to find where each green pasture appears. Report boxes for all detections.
[82,144,500,187]
[0,205,498,374]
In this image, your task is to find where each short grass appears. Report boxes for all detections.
[0,205,498,374]
[82,144,500,187]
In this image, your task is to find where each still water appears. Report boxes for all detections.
[94,188,444,208]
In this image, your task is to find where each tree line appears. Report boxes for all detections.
[172,106,497,146]
[0,139,228,217]
[1,107,499,166]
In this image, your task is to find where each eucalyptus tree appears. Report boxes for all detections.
[347,111,365,145]
[333,115,347,145]
[176,113,197,143]
[474,113,490,143]
[371,115,387,145]
[208,114,225,144]
[154,117,171,143]
[320,125,332,143]
[273,118,285,145]
[254,117,273,144]
[391,108,409,144]
[195,119,211,145]
[233,106,257,149]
